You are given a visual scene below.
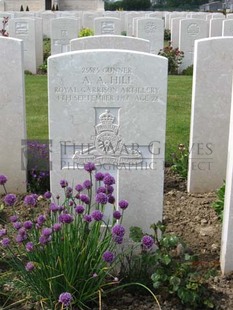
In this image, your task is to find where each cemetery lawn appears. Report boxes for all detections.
[25,74,192,164]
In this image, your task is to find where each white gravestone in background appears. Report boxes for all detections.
[179,18,209,72]
[48,49,168,233]
[51,17,80,55]
[70,35,151,53]
[222,19,233,36]
[94,17,121,35]
[188,37,233,193]
[0,37,26,193]
[135,18,164,54]
[221,87,233,274]
[9,17,42,74]
[209,18,224,37]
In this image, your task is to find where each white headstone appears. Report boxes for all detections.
[222,19,233,36]
[135,17,164,54]
[70,35,151,53]
[94,17,121,35]
[0,37,26,193]
[9,17,42,74]
[179,19,209,72]
[51,17,80,55]
[188,37,233,193]
[82,12,102,30]
[209,18,224,37]
[171,17,183,49]
[41,11,56,38]
[221,88,233,274]
[126,12,145,36]
[48,49,168,233]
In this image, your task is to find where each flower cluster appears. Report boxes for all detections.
[0,163,129,308]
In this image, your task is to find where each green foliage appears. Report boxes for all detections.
[164,29,171,41]
[78,27,94,37]
[0,168,127,309]
[43,38,51,62]
[129,222,215,309]
[212,182,225,221]
[105,0,151,11]
[171,143,189,179]
[182,65,193,76]
[158,43,184,75]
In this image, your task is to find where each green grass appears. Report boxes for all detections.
[25,74,192,164]
[25,74,48,140]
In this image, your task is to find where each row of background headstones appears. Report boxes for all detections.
[2,15,233,274]
[4,10,233,74]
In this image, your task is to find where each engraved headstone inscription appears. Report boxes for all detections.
[48,49,168,233]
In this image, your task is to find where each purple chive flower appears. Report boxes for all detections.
[0,228,7,237]
[44,191,52,199]
[106,185,114,194]
[53,223,62,232]
[9,215,18,222]
[26,242,34,252]
[83,214,92,223]
[84,162,96,173]
[15,234,25,243]
[39,235,51,245]
[80,194,90,205]
[18,227,27,237]
[49,203,59,212]
[75,205,85,214]
[119,200,128,210]
[4,194,16,206]
[59,213,74,224]
[37,215,46,226]
[142,235,154,249]
[65,186,73,198]
[95,192,108,205]
[112,235,124,244]
[91,210,104,221]
[97,186,106,194]
[0,175,7,185]
[113,210,122,220]
[103,251,115,263]
[83,180,92,190]
[42,227,53,236]
[75,184,83,192]
[60,179,68,188]
[59,292,72,307]
[108,195,115,204]
[112,224,125,237]
[95,172,104,181]
[25,262,35,272]
[24,195,36,207]
[103,174,115,186]
[23,221,33,230]
[1,238,10,247]
[13,221,22,230]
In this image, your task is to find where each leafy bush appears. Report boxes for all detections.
[0,17,9,37]
[212,182,225,221]
[78,27,94,37]
[158,43,184,75]
[130,222,215,309]
[171,144,189,179]
[182,65,193,76]
[0,164,130,309]
[164,29,171,41]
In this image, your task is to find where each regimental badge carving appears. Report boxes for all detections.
[72,110,143,165]
[187,23,200,36]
